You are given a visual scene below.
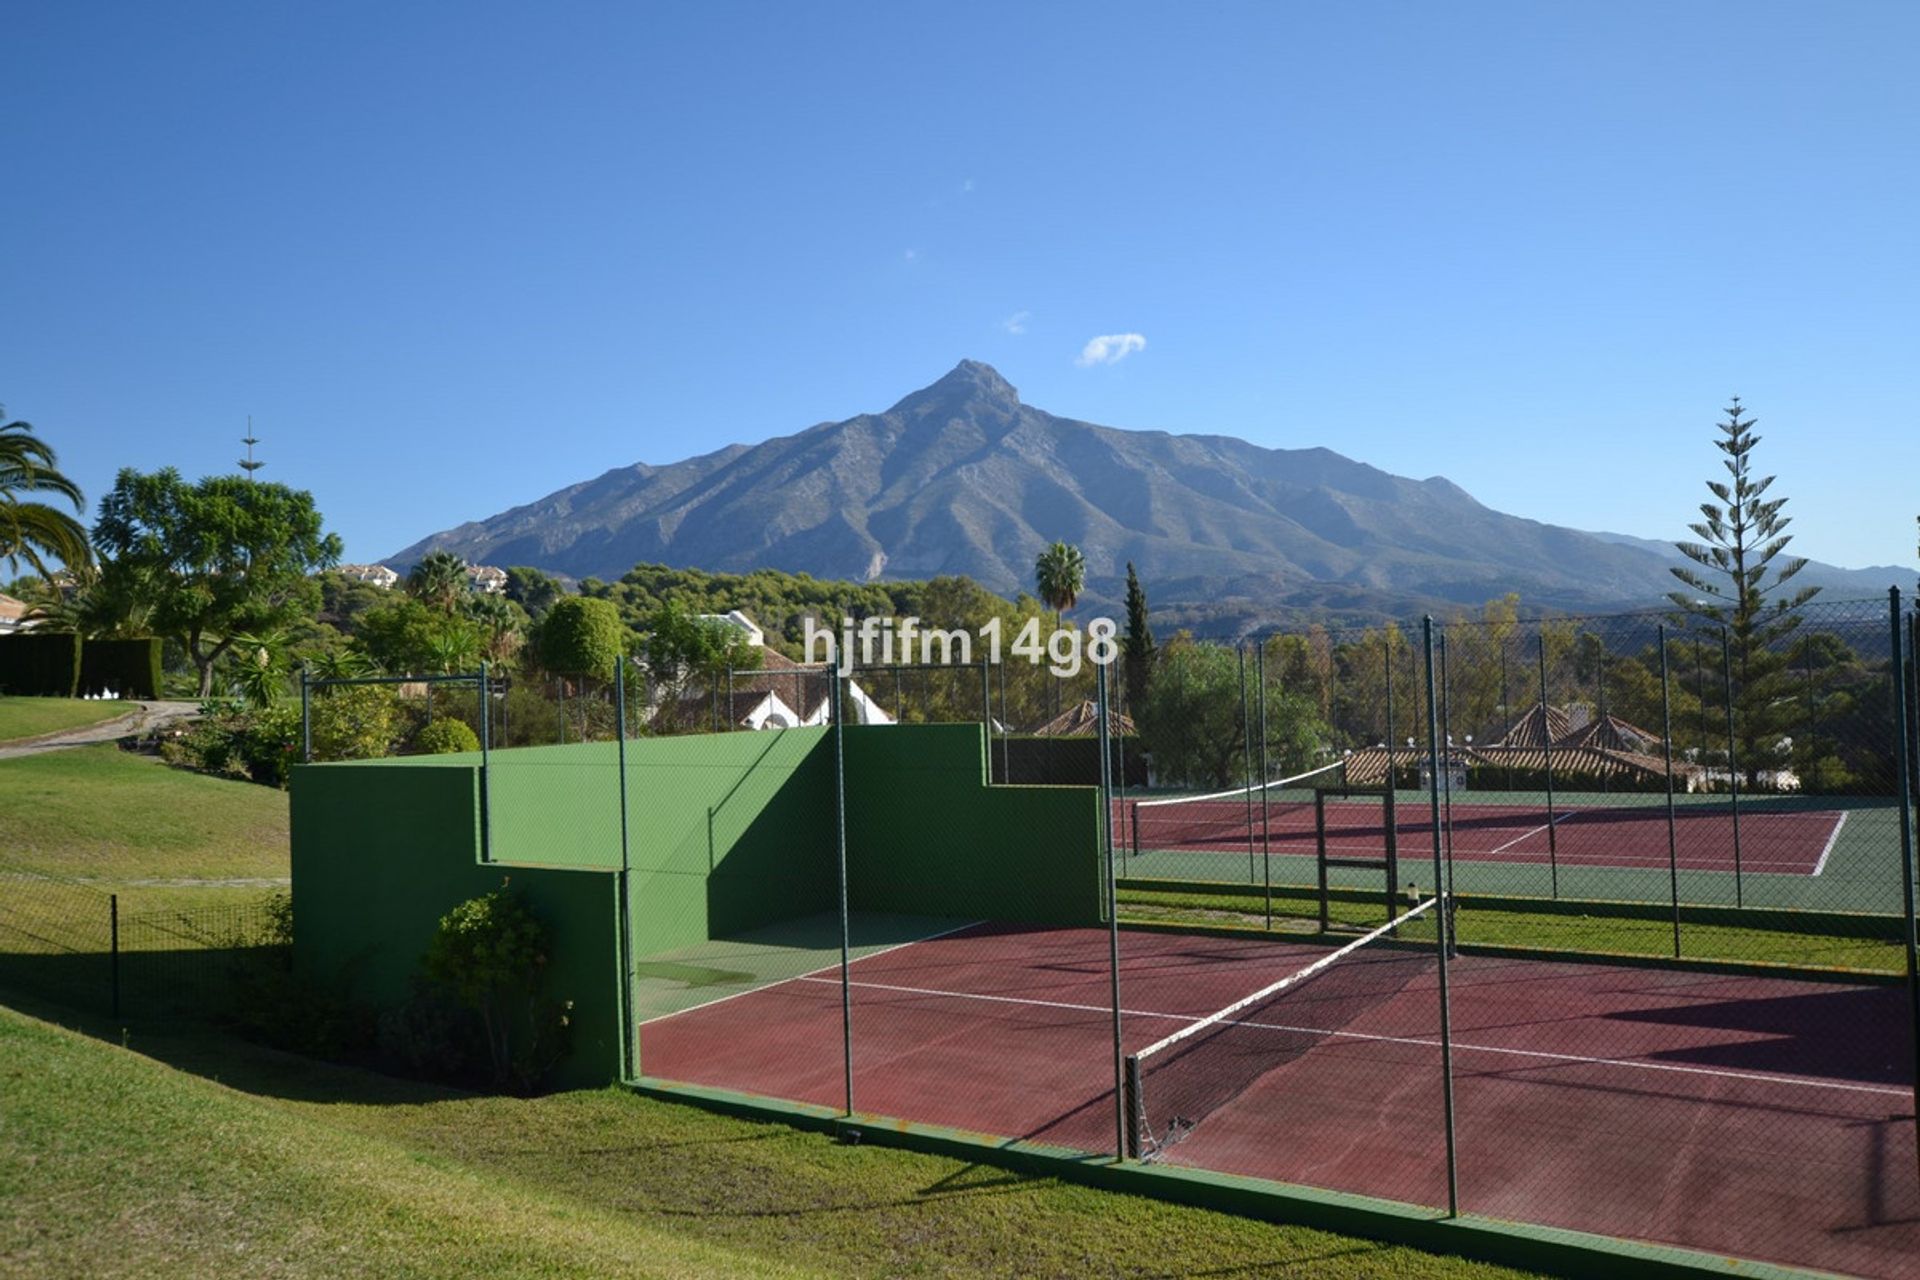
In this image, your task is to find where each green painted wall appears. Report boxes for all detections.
[289,761,625,1088]
[615,728,836,956]
[844,723,1104,926]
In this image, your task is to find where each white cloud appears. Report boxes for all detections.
[1075,332,1146,367]
[1002,310,1030,336]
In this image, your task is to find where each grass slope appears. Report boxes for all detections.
[0,1005,1538,1280]
[0,746,287,884]
[0,697,132,746]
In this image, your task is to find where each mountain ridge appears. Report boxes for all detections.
[386,361,1902,629]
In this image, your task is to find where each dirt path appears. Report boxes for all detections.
[0,701,202,761]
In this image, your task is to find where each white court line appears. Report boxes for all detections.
[1482,808,1584,858]
[792,975,1908,1101]
[1810,811,1848,877]
[636,918,987,1026]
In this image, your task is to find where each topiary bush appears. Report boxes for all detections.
[537,596,624,677]
[414,718,480,755]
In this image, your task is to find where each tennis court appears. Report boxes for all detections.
[639,910,1918,1280]
[1123,788,1849,875]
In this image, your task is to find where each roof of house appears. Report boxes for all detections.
[0,593,30,624]
[1027,699,1138,738]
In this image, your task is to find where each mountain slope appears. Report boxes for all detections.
[387,361,1896,626]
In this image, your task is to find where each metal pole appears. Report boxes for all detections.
[299,666,312,762]
[1098,663,1126,1160]
[1240,644,1256,885]
[832,668,853,1117]
[1500,644,1513,793]
[1595,639,1610,797]
[998,659,1010,783]
[1439,633,1456,901]
[1722,626,1744,907]
[1258,639,1273,932]
[479,663,492,863]
[1384,635,1398,854]
[613,657,635,1080]
[1660,627,1682,959]
[1422,618,1460,1217]
[1539,634,1559,898]
[1884,588,1918,1191]
[108,890,119,1020]
[981,657,992,778]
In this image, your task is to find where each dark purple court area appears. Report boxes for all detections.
[1126,796,1848,875]
[642,922,1918,1279]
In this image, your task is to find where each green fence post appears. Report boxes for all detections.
[299,666,312,763]
[1539,633,1559,898]
[1660,626,1682,960]
[1885,588,1918,1190]
[832,669,853,1118]
[614,656,636,1081]
[1722,626,1743,906]
[1422,617,1460,1217]
[1097,662,1125,1159]
[1257,638,1272,932]
[108,890,119,1020]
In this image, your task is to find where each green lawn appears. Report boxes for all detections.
[0,696,134,745]
[0,1003,1540,1280]
[0,745,288,884]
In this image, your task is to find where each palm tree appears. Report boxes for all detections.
[406,550,469,614]
[1,414,92,584]
[1034,541,1086,720]
[1033,541,1086,625]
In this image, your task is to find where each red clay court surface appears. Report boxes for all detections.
[1123,797,1850,875]
[641,921,1918,1279]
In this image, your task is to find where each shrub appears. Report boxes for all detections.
[422,883,571,1090]
[414,717,480,755]
[309,683,401,761]
[159,700,301,786]
[377,978,485,1079]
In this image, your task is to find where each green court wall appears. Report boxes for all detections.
[615,728,837,957]
[843,723,1104,926]
[290,761,625,1088]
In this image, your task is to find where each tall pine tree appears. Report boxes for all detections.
[1122,561,1155,713]
[1668,398,1819,784]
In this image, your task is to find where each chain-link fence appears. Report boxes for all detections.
[594,594,1918,1279]
[0,855,283,1021]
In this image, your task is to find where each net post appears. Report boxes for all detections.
[1122,1054,1144,1160]
[832,664,853,1118]
[1884,587,1919,1192]
[1422,616,1460,1218]
[1721,625,1744,906]
[1098,663,1126,1161]
[1315,789,1332,932]
[1659,626,1682,960]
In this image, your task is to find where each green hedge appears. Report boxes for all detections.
[0,633,83,696]
[78,638,162,699]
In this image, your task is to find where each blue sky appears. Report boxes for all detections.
[5,2,1914,573]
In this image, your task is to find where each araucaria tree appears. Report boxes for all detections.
[93,469,343,696]
[1667,398,1819,783]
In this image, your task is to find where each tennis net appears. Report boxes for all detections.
[1128,760,1346,858]
[1123,895,1438,1160]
